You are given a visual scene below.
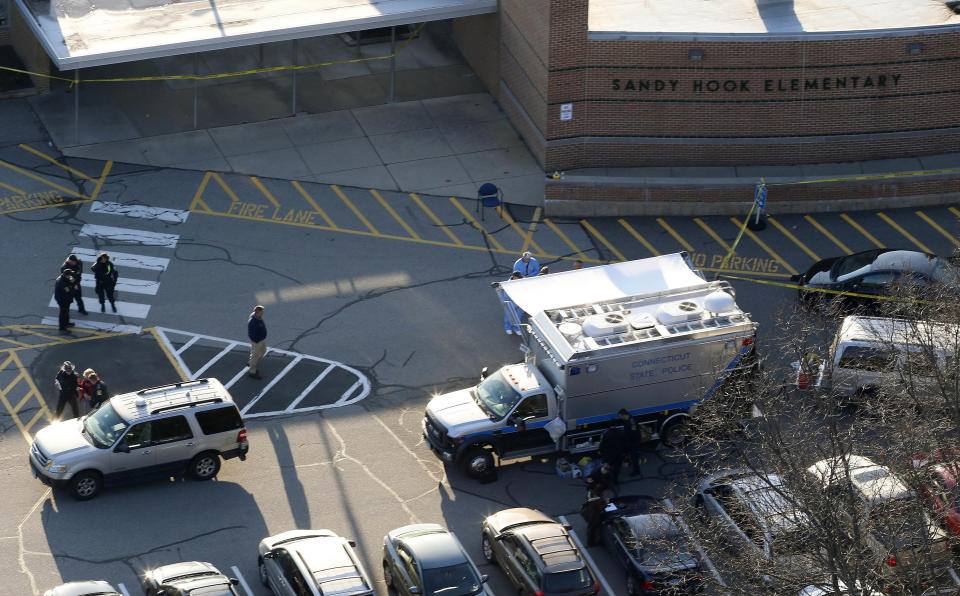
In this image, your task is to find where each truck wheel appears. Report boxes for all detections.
[660,419,690,448]
[189,452,221,480]
[70,470,103,500]
[463,447,494,480]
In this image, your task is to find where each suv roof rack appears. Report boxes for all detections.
[150,397,223,415]
[137,378,210,396]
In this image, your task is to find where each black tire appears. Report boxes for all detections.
[258,558,269,587]
[382,561,395,590]
[481,533,496,564]
[660,418,690,448]
[462,447,495,480]
[69,470,102,500]
[189,451,221,480]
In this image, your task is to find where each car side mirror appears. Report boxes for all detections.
[348,540,357,547]
[480,574,489,583]
[480,367,489,381]
[409,587,421,594]
[114,443,130,453]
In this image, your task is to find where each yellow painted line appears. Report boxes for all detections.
[840,213,884,249]
[877,212,932,253]
[806,215,854,254]
[703,268,791,278]
[146,327,189,382]
[24,408,49,432]
[332,185,379,234]
[543,218,588,260]
[916,211,960,247]
[730,217,799,276]
[371,189,420,240]
[189,172,214,212]
[950,207,960,220]
[656,218,694,252]
[0,389,30,442]
[0,159,86,198]
[6,326,65,344]
[0,335,34,348]
[10,352,47,421]
[768,217,819,261]
[618,219,660,256]
[0,197,94,216]
[250,177,281,209]
[19,144,97,182]
[291,181,336,229]
[5,372,25,404]
[211,172,243,203]
[497,205,546,255]
[581,219,626,262]
[0,353,13,371]
[694,218,732,253]
[0,181,26,195]
[449,197,506,251]
[521,208,542,254]
[408,192,462,246]
[0,352,45,442]
[89,161,113,200]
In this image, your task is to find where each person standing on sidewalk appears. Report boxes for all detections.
[90,252,119,313]
[54,361,80,419]
[54,271,77,333]
[60,254,88,315]
[247,305,267,380]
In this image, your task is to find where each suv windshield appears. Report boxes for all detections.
[83,403,129,448]
[422,562,482,595]
[475,374,522,419]
[543,568,592,592]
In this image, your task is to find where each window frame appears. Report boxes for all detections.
[0,0,9,30]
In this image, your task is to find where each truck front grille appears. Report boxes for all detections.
[31,442,49,467]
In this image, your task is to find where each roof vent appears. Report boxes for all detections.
[582,313,629,337]
[626,311,656,330]
[135,397,147,408]
[703,290,736,314]
[657,300,702,325]
[558,322,583,339]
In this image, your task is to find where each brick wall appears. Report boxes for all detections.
[452,14,500,100]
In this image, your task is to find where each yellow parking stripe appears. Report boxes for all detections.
[19,144,97,182]
[0,181,26,195]
[0,159,86,198]
[497,206,546,255]
[89,161,113,201]
[449,197,506,251]
[656,218,694,252]
[332,185,379,234]
[915,211,959,247]
[291,181,337,229]
[840,213,883,249]
[408,193,463,246]
[731,218,799,276]
[250,177,281,209]
[581,220,626,262]
[5,371,24,401]
[877,212,932,253]
[694,218,732,252]
[807,215,853,254]
[769,217,819,261]
[618,219,660,256]
[146,327,189,382]
[521,208,542,254]
[950,207,960,220]
[544,218,587,260]
[371,189,420,240]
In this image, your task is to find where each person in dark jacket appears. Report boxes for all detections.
[618,409,652,477]
[82,369,109,411]
[54,272,77,333]
[580,488,607,547]
[54,361,80,419]
[90,252,119,313]
[60,254,87,315]
[586,462,618,498]
[247,305,267,379]
[598,424,627,485]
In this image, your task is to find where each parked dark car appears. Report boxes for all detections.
[600,495,704,595]
[382,523,489,596]
[792,249,959,312]
[142,561,239,596]
[482,507,598,596]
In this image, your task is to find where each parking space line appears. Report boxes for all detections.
[656,218,694,252]
[117,583,130,596]
[804,215,853,254]
[231,567,255,596]
[286,363,334,411]
[337,379,364,403]
[192,342,240,378]
[951,207,960,220]
[694,218,732,252]
[768,217,819,261]
[915,211,960,247]
[877,212,932,253]
[581,219,626,262]
[839,213,884,249]
[0,352,44,442]
[371,189,420,239]
[332,185,379,234]
[175,335,200,355]
[520,207,542,254]
[543,218,588,260]
[497,205,546,256]
[240,353,301,415]
[408,192,463,246]
[618,219,660,256]
[449,197,507,251]
[290,181,337,228]
[557,515,615,596]
[19,144,97,182]
[0,180,26,195]
[0,158,87,198]
[732,218,799,276]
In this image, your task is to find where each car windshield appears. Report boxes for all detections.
[624,515,698,567]
[421,562,482,595]
[831,251,882,280]
[82,403,129,448]
[475,375,522,419]
[868,502,938,550]
[543,568,593,592]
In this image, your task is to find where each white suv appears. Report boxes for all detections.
[29,378,248,500]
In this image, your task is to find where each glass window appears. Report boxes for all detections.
[83,403,128,448]
[422,562,481,596]
[543,569,592,592]
[859,272,897,287]
[514,394,548,419]
[121,422,152,449]
[475,375,522,419]
[152,416,193,444]
[837,346,896,372]
[0,0,8,29]
[195,405,242,435]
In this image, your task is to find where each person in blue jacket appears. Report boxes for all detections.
[247,305,267,379]
[512,251,540,277]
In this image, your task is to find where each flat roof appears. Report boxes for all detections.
[15,0,497,69]
[589,0,960,37]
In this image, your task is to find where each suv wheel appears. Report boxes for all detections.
[481,534,496,564]
[258,557,269,586]
[69,470,102,500]
[189,452,221,480]
[382,561,394,589]
[463,447,494,480]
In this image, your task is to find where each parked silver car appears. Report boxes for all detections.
[258,529,374,596]
[43,581,121,596]
[142,561,239,596]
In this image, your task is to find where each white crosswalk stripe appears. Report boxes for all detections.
[41,316,142,334]
[71,247,169,271]
[80,276,160,295]
[90,200,190,223]
[79,223,179,248]
[49,297,150,319]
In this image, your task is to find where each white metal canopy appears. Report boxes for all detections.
[15,0,497,69]
[501,253,707,315]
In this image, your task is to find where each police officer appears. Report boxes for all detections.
[83,369,109,410]
[90,252,119,313]
[60,254,88,315]
[54,361,80,419]
[54,271,77,333]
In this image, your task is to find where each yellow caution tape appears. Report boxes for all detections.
[718,272,940,305]
[0,22,425,85]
